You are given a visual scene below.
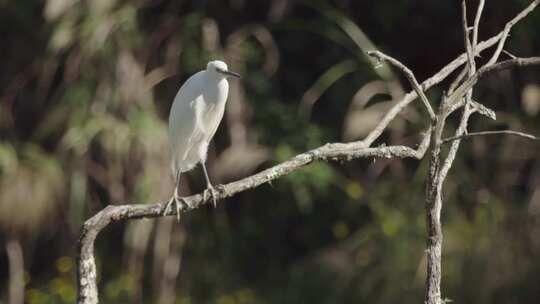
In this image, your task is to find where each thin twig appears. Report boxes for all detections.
[442,130,539,143]
[445,56,540,119]
[487,0,540,66]
[449,57,540,107]
[448,66,468,97]
[425,3,486,303]
[366,50,436,120]
[460,0,476,122]
[462,1,476,75]
[487,26,512,66]
[503,50,517,59]
[472,0,485,47]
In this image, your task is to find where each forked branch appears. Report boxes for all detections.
[423,2,540,304]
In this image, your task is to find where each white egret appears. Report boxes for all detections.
[164,60,240,220]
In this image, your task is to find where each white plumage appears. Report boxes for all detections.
[165,60,240,219]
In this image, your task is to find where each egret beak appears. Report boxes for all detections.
[217,67,241,78]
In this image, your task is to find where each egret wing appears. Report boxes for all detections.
[168,72,206,172]
[202,80,229,142]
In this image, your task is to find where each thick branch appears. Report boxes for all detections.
[76,131,431,304]
[426,2,486,303]
[447,66,468,96]
[462,1,476,75]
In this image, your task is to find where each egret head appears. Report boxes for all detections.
[206,60,241,79]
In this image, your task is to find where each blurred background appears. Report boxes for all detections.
[1,0,540,303]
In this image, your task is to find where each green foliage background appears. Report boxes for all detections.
[1,0,539,303]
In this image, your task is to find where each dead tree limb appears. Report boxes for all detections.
[77,134,432,304]
[422,1,540,303]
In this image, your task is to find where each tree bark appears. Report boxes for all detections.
[6,236,24,304]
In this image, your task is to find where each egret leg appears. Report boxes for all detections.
[164,171,190,222]
[201,162,218,207]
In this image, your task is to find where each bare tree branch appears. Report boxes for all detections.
[362,0,538,146]
[424,2,540,303]
[366,50,436,120]
[490,0,539,66]
[76,130,431,304]
[448,57,540,108]
[442,130,539,143]
[424,3,483,303]
[441,0,480,180]
[488,28,512,66]
[448,66,468,96]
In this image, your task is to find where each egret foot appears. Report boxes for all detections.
[203,186,218,208]
[164,194,190,222]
